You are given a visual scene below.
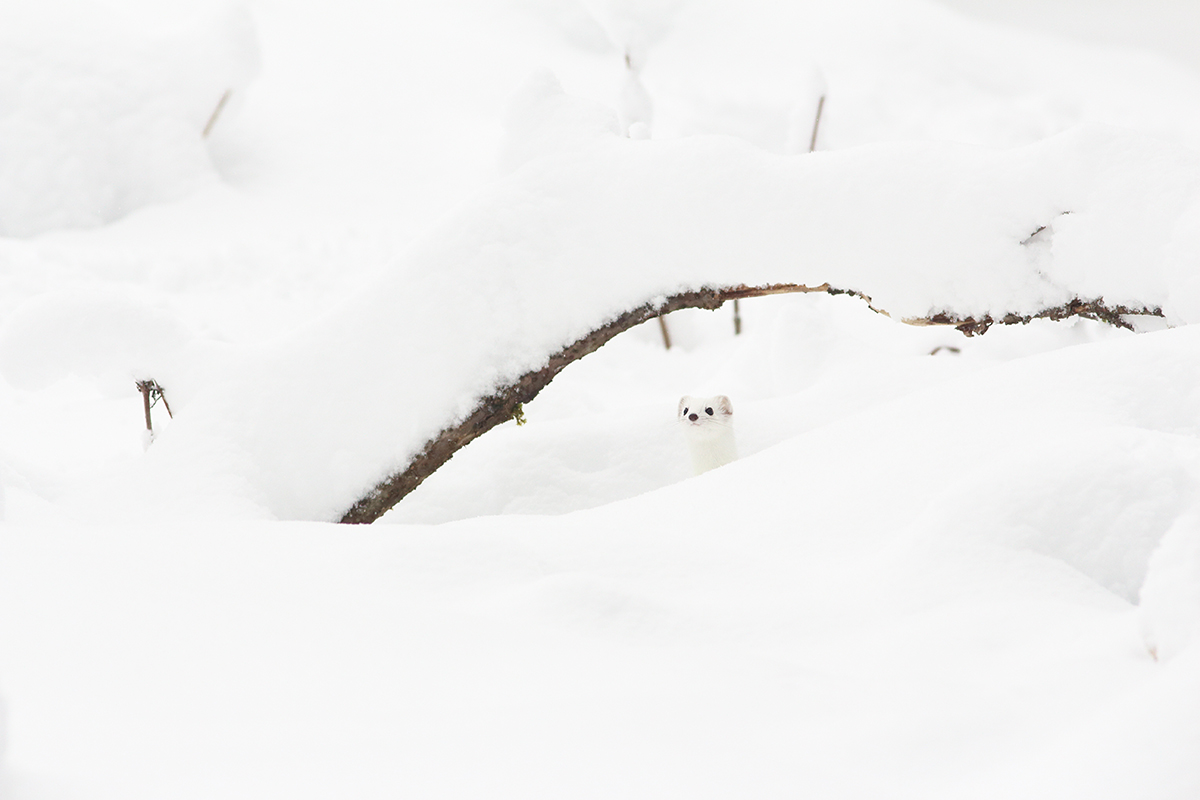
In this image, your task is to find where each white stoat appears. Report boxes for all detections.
[678,395,737,475]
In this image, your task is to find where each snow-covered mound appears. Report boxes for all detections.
[536,0,1200,153]
[0,289,197,395]
[1141,515,1200,660]
[500,71,623,173]
[0,2,258,237]
[107,86,1200,523]
[3,0,1200,796]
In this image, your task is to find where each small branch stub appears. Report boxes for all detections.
[139,382,153,433]
[136,380,173,439]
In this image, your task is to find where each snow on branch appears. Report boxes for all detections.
[921,297,1163,336]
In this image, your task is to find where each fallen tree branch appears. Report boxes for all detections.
[339,283,1162,523]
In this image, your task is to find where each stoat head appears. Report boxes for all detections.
[678,395,733,436]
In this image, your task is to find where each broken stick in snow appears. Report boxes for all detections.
[136,379,173,439]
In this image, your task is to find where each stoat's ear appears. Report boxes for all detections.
[714,395,733,415]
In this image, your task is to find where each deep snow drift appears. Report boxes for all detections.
[47,115,1200,524]
[1,0,1199,798]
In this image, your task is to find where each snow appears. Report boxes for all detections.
[2,0,1200,796]
[0,2,259,237]
[500,70,622,173]
[1141,514,1200,661]
[60,120,1200,524]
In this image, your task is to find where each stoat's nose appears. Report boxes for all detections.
[688,413,698,421]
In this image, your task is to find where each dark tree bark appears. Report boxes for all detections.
[338,283,1162,524]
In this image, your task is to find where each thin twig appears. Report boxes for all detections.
[135,379,173,437]
[809,95,825,153]
[202,89,232,139]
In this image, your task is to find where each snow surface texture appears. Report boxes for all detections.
[2,0,1200,797]
[1141,514,1200,661]
[0,2,259,237]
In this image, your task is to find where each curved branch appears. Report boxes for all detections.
[339,284,1163,523]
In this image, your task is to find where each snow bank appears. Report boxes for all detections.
[0,2,259,237]
[500,70,621,173]
[957,430,1191,602]
[4,0,1200,795]
[0,289,197,396]
[103,90,1200,523]
[641,0,1200,154]
[858,322,1200,602]
[1141,515,1200,661]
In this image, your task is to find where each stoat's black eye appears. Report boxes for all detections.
[682,408,689,416]
[705,407,714,415]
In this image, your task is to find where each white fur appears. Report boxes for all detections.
[678,395,737,475]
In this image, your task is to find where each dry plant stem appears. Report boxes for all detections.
[202,89,232,139]
[339,282,1163,524]
[135,379,173,436]
[658,316,672,349]
[733,298,742,335]
[809,95,826,153]
[139,384,154,433]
